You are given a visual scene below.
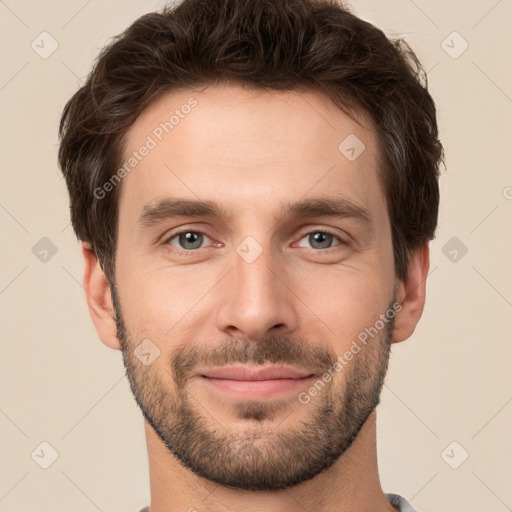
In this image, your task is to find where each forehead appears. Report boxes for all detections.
[119,83,385,223]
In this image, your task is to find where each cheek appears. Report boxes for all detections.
[115,224,395,350]
[115,261,218,341]
[295,265,392,348]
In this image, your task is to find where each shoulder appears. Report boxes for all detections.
[387,493,419,512]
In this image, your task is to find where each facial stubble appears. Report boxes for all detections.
[111,282,394,491]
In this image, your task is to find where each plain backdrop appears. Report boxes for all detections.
[1,1,511,511]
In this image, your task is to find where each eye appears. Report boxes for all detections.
[166,230,212,251]
[163,228,346,256]
[295,230,343,251]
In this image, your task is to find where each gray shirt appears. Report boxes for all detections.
[138,493,417,511]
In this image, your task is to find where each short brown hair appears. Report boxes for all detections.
[58,0,444,285]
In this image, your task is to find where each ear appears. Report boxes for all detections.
[81,242,121,350]
[392,243,430,343]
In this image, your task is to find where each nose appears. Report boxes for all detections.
[215,241,299,342]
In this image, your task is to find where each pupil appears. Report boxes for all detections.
[180,232,202,249]
[311,232,331,249]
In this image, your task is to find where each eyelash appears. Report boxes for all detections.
[163,228,347,256]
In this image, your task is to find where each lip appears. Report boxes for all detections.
[197,365,315,381]
[195,365,317,400]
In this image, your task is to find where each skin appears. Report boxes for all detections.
[82,83,429,512]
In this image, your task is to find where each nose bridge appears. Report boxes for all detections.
[215,233,297,341]
[234,236,278,298]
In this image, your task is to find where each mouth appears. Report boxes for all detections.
[195,365,317,399]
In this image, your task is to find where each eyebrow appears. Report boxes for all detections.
[137,196,372,229]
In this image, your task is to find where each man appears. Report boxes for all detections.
[58,0,444,510]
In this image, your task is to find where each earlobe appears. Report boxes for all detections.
[392,243,430,343]
[81,242,121,350]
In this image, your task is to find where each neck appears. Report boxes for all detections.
[144,411,398,512]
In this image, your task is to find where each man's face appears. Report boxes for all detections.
[112,83,398,490]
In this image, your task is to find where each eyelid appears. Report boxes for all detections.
[163,227,216,249]
[293,227,348,249]
[163,225,349,255]
[162,223,213,242]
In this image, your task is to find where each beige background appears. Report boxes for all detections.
[1,0,511,511]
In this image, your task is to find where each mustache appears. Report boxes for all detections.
[170,335,338,386]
